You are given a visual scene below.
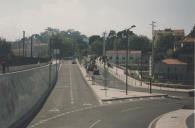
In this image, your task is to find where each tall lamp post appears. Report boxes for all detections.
[22,31,25,57]
[123,25,136,95]
[30,34,37,58]
[149,21,156,93]
[103,31,107,96]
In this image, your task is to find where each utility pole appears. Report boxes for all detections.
[125,31,129,95]
[22,31,25,57]
[140,52,143,86]
[49,38,52,86]
[150,21,156,79]
[18,41,20,57]
[124,25,136,95]
[114,36,118,75]
[149,21,156,93]
[30,36,33,58]
[103,31,107,96]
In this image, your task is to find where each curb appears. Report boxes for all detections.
[148,114,164,128]
[76,61,103,104]
[101,94,168,102]
[148,109,195,128]
[166,95,182,100]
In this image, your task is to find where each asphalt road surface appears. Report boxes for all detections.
[27,60,192,128]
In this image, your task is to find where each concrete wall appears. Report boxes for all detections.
[0,64,57,128]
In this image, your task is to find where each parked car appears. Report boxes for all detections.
[72,60,76,64]
[188,89,195,97]
[93,69,99,75]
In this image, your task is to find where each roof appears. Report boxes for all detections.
[183,37,195,44]
[162,59,187,65]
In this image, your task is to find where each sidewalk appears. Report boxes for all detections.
[149,109,194,128]
[96,60,192,93]
[77,61,167,102]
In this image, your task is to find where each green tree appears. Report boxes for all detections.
[155,34,176,60]
[0,38,12,58]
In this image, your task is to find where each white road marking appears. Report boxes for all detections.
[89,120,101,128]
[30,105,99,127]
[120,107,141,113]
[48,108,60,112]
[83,103,92,106]
[69,67,74,104]
[59,64,62,71]
[148,114,164,128]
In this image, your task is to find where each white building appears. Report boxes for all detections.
[106,50,141,66]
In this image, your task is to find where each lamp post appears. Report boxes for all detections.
[30,34,37,58]
[124,25,136,95]
[103,31,107,97]
[149,21,156,93]
[22,31,25,57]
[49,38,52,86]
[114,36,118,74]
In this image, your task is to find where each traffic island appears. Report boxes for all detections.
[148,109,194,128]
[89,84,167,102]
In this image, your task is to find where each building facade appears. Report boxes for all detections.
[154,28,185,49]
[106,50,141,67]
[154,59,187,82]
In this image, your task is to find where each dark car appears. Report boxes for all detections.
[188,89,195,97]
[93,69,99,75]
[72,60,76,64]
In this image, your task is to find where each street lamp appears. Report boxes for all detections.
[123,25,136,95]
[102,31,108,96]
[30,34,38,58]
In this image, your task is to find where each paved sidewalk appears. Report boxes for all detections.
[96,60,192,93]
[149,109,195,128]
[77,61,167,102]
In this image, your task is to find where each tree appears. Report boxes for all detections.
[0,38,12,59]
[155,34,176,60]
[89,35,101,45]
[128,35,151,52]
[106,30,117,50]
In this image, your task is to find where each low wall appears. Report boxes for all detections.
[0,64,58,128]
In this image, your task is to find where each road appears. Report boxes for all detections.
[27,60,192,128]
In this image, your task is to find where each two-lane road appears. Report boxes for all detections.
[28,60,99,128]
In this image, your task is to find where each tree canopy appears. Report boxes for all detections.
[88,30,151,56]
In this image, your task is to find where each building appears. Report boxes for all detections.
[154,28,185,40]
[106,50,141,67]
[154,58,187,82]
[154,28,185,49]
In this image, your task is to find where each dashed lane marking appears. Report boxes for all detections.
[89,120,101,128]
[83,103,92,106]
[30,105,99,128]
[69,67,74,105]
[120,107,141,113]
[48,108,60,112]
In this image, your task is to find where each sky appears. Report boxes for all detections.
[0,0,194,41]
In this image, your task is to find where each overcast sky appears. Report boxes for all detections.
[0,0,194,41]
